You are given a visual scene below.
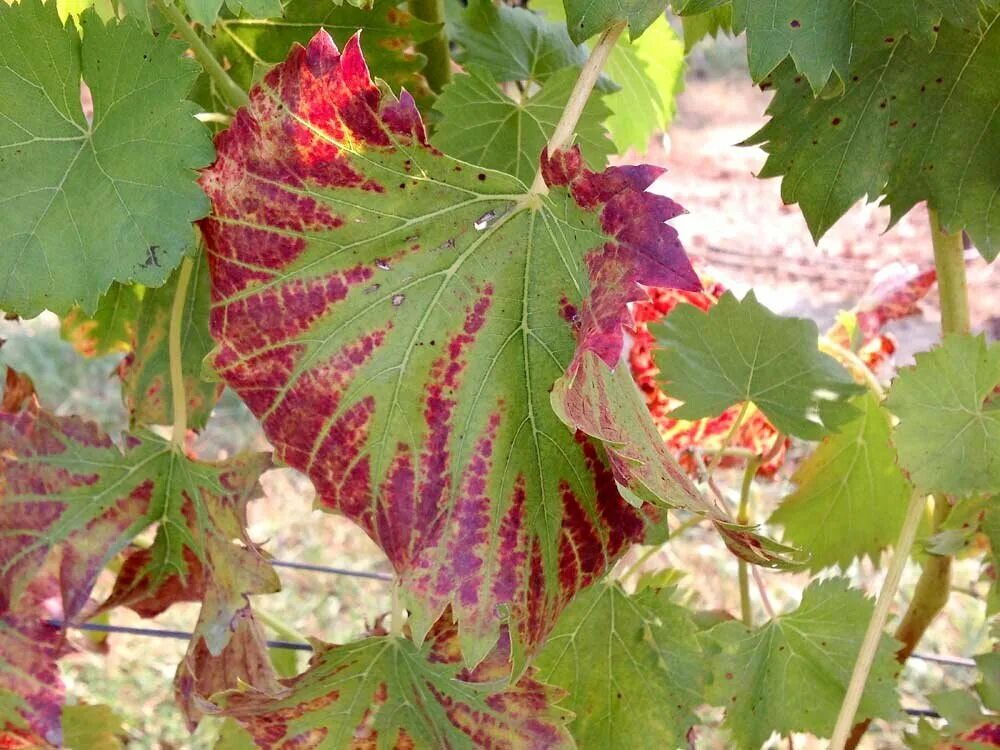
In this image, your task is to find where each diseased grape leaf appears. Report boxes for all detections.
[534,581,705,747]
[447,0,592,87]
[746,13,1000,260]
[910,686,1000,749]
[212,0,439,107]
[885,333,1000,496]
[769,392,913,571]
[60,284,142,358]
[217,614,574,749]
[0,577,64,747]
[0,395,278,643]
[653,290,863,440]
[120,252,223,430]
[0,0,214,317]
[199,31,700,665]
[705,578,901,749]
[563,0,666,44]
[432,65,612,182]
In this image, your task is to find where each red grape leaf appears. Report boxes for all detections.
[0,391,279,713]
[0,577,63,747]
[199,31,696,664]
[214,612,573,749]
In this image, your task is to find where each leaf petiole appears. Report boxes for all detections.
[168,255,195,447]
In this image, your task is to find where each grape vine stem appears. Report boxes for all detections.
[154,0,249,110]
[836,208,969,749]
[530,21,627,195]
[168,256,195,447]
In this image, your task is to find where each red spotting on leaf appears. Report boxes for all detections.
[199,30,671,663]
[1,369,34,413]
[0,576,64,748]
[98,546,206,618]
[540,147,699,368]
[960,722,1000,745]
[628,277,787,477]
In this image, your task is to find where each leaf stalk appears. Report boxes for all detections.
[154,0,249,110]
[168,255,195,447]
[529,21,626,194]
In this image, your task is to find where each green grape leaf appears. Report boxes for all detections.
[746,13,1000,260]
[199,32,700,665]
[121,252,222,430]
[563,0,666,44]
[187,0,283,31]
[653,290,863,440]
[602,16,685,152]
[534,581,705,747]
[885,333,1000,496]
[706,578,901,748]
[909,687,1000,749]
[769,392,913,571]
[447,0,592,87]
[212,0,440,106]
[432,65,613,182]
[218,614,574,749]
[677,3,734,51]
[61,704,126,750]
[730,0,981,93]
[982,506,1000,615]
[59,283,142,358]
[0,0,214,317]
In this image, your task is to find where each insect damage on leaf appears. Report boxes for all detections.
[198,30,700,664]
[216,611,573,749]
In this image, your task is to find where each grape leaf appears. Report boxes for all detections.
[534,581,705,747]
[199,31,699,664]
[447,0,592,87]
[769,392,913,571]
[0,0,214,317]
[61,704,126,750]
[120,252,222,430]
[0,397,277,638]
[677,4,733,51]
[0,578,63,747]
[602,17,684,152]
[432,65,612,181]
[653,290,863,440]
[60,284,142,358]
[745,13,1000,260]
[885,333,1000,496]
[563,0,666,44]
[705,578,901,749]
[217,614,573,749]
[186,0,283,31]
[910,687,1000,749]
[212,0,439,106]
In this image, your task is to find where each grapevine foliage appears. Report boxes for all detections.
[0,0,998,746]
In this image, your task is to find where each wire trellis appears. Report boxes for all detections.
[43,559,983,725]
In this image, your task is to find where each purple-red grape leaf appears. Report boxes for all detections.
[0,391,279,725]
[199,31,699,665]
[215,613,573,749]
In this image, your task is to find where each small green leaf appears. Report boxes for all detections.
[60,283,142,358]
[186,0,283,29]
[769,392,913,571]
[534,581,705,747]
[432,65,612,181]
[886,333,1000,496]
[678,4,734,51]
[447,0,591,87]
[61,704,126,750]
[706,578,901,749]
[563,0,666,44]
[653,290,863,439]
[0,0,214,317]
[121,251,222,430]
[602,16,685,152]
